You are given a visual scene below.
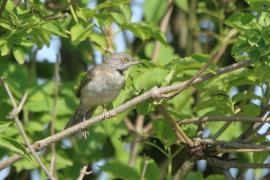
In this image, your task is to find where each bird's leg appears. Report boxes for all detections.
[101,105,109,120]
[82,113,89,139]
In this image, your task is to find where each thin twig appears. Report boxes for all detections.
[223,169,234,180]
[50,57,61,176]
[0,60,250,170]
[77,165,91,180]
[163,29,238,99]
[1,80,55,179]
[238,110,270,142]
[158,105,193,146]
[104,26,114,53]
[140,159,149,180]
[128,115,144,166]
[151,0,173,62]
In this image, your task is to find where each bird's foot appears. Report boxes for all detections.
[82,113,89,139]
[82,130,89,139]
[101,107,109,120]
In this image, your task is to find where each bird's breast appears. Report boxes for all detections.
[80,70,125,107]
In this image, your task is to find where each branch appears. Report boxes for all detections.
[163,29,238,99]
[152,0,173,62]
[158,105,193,146]
[206,157,270,169]
[77,165,91,180]
[195,139,270,153]
[0,60,250,170]
[128,115,144,166]
[50,58,60,176]
[173,157,197,180]
[0,78,55,179]
[178,116,270,125]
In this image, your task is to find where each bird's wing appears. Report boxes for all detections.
[76,68,95,97]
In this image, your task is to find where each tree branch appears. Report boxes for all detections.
[206,157,270,169]
[151,0,173,62]
[178,116,270,125]
[0,60,250,170]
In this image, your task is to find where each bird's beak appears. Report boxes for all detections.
[119,60,141,71]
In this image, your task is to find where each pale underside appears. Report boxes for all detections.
[79,64,125,112]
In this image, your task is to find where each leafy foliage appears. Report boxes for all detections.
[0,0,270,179]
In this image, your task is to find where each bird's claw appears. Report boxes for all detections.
[82,130,89,139]
[101,108,109,120]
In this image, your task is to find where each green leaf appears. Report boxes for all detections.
[121,22,167,44]
[71,23,92,44]
[0,19,12,30]
[13,46,25,64]
[175,0,189,12]
[0,41,10,56]
[42,22,68,38]
[96,0,130,10]
[133,67,168,91]
[77,8,95,21]
[144,0,167,23]
[225,12,254,29]
[205,175,226,180]
[185,172,203,180]
[111,12,126,25]
[145,43,178,66]
[152,119,176,146]
[101,162,140,180]
[0,135,31,162]
[0,122,12,133]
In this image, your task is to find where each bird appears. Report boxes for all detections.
[65,53,139,138]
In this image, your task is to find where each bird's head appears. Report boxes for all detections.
[105,53,140,72]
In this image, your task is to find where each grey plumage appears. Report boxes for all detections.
[65,53,139,136]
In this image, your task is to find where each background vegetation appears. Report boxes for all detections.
[0,0,270,179]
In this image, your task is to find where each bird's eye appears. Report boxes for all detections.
[121,57,128,62]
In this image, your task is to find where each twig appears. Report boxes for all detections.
[178,116,270,125]
[0,79,55,179]
[0,60,250,170]
[140,159,149,180]
[77,165,91,180]
[223,169,234,180]
[157,105,193,146]
[194,138,270,153]
[50,57,61,176]
[151,0,173,62]
[0,0,8,18]
[163,29,238,99]
[206,157,270,169]
[128,115,144,166]
[237,109,270,142]
[104,26,114,53]
[173,157,197,180]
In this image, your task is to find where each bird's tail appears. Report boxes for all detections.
[64,107,96,129]
[64,107,85,129]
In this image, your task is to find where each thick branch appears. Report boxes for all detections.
[178,116,270,125]
[0,60,250,170]
[206,157,270,169]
